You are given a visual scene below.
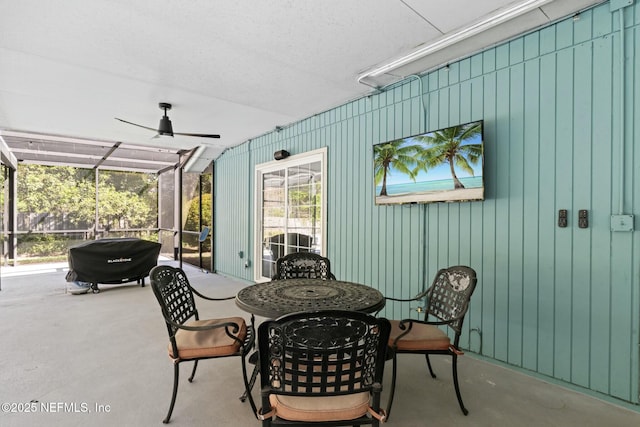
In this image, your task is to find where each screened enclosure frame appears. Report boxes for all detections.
[0,132,214,271]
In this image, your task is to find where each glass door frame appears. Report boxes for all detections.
[253,148,327,282]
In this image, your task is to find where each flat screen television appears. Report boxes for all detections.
[374,120,484,205]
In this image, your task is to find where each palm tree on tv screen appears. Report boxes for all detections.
[416,122,482,189]
[373,140,421,196]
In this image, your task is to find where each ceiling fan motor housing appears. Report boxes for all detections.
[158,116,174,136]
[116,101,219,138]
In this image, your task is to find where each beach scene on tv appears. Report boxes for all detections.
[374,121,484,205]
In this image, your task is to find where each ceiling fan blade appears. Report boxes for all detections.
[114,118,158,133]
[116,107,220,139]
[173,131,221,138]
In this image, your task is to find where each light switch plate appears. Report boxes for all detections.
[611,215,634,232]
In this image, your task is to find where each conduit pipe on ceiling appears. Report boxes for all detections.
[247,139,253,274]
[357,0,555,86]
[617,6,626,215]
[361,74,427,127]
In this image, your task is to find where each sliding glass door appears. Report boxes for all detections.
[255,149,326,281]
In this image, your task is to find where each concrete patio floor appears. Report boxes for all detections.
[1,261,639,427]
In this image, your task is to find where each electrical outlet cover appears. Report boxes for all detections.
[610,215,634,232]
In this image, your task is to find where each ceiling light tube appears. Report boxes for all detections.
[182,145,206,172]
[358,0,554,81]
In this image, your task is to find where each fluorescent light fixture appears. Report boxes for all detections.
[358,0,554,81]
[182,145,207,172]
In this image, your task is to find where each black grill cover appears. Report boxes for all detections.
[66,238,161,284]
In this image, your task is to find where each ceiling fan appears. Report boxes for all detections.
[115,103,220,138]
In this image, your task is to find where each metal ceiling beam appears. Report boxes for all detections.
[93,142,121,169]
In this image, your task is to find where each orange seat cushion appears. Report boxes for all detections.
[389,320,450,351]
[168,317,246,360]
[268,392,370,422]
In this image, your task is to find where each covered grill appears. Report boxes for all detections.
[66,238,161,293]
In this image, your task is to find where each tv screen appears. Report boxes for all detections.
[374,120,484,205]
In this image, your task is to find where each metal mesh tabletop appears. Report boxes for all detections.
[235,278,385,318]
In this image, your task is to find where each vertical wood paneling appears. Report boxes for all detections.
[610,10,637,401]
[574,8,593,43]
[214,1,639,405]
[590,33,614,394]
[537,52,557,377]
[571,42,593,388]
[334,119,346,278]
[554,46,574,383]
[632,16,640,402]
[494,64,510,362]
[522,56,540,372]
[508,62,525,367]
[363,108,374,290]
[481,72,498,359]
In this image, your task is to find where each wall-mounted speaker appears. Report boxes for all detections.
[274,150,290,160]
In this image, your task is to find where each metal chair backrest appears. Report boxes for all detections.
[423,265,477,335]
[258,310,390,397]
[273,252,336,280]
[150,265,199,335]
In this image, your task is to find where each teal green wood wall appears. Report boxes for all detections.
[215,1,640,404]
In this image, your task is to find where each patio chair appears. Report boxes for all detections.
[385,265,477,418]
[272,252,336,280]
[257,310,391,427]
[149,265,257,423]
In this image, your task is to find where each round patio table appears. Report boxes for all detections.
[235,278,385,318]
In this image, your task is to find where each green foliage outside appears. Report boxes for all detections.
[98,170,158,230]
[18,165,95,224]
[7,164,211,262]
[15,164,158,258]
[184,193,211,251]
[18,233,74,257]
[0,167,5,207]
[184,193,211,230]
[288,186,321,222]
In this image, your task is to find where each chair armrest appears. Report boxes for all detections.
[164,316,243,334]
[385,289,429,303]
[397,316,464,329]
[189,285,235,302]
[166,316,249,348]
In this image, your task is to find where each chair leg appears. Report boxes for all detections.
[451,354,469,415]
[163,363,180,424]
[239,353,258,417]
[188,360,198,382]
[384,352,399,421]
[425,354,436,378]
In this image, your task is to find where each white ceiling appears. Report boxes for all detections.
[0,0,602,172]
